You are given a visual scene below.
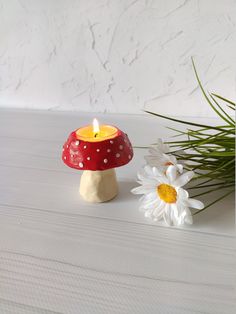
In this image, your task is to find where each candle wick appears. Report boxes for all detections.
[94,133,98,138]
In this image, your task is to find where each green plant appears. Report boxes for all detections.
[145,59,235,215]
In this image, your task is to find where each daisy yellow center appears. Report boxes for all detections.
[157,184,177,203]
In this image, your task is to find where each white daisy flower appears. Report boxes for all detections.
[131,165,204,226]
[152,138,170,154]
[145,139,183,173]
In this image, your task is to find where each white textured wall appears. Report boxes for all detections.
[0,0,235,116]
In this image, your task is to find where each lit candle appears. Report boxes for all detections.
[76,119,118,142]
[62,119,133,203]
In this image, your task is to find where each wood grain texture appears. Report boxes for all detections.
[0,110,235,313]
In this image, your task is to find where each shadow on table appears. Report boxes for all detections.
[115,180,137,202]
[191,192,235,232]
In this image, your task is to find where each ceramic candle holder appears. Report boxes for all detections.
[62,120,133,202]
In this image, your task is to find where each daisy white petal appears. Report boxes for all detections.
[163,204,172,226]
[138,177,159,186]
[173,171,194,188]
[171,203,179,218]
[186,198,204,210]
[138,195,147,203]
[137,172,146,181]
[177,188,189,199]
[147,148,164,157]
[178,207,193,225]
[168,154,178,164]
[156,138,170,153]
[177,164,184,173]
[184,208,193,225]
[137,170,150,182]
[152,166,165,179]
[144,209,153,218]
[176,207,187,226]
[175,214,185,226]
[144,194,161,205]
[141,198,161,210]
[131,185,155,195]
[143,165,155,177]
[140,192,157,202]
[139,193,157,208]
[166,165,178,183]
[152,202,165,220]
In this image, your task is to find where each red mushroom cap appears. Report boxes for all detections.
[62,127,133,171]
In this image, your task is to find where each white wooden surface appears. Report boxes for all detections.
[0,109,235,314]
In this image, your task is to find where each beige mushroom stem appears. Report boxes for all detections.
[79,168,118,202]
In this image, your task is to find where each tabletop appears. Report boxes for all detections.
[0,109,235,314]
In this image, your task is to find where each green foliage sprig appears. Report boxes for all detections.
[145,59,235,215]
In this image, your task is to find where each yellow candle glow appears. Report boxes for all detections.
[76,119,118,142]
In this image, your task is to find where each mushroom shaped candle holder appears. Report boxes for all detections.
[62,119,133,203]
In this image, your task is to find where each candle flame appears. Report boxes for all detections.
[93,118,100,136]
